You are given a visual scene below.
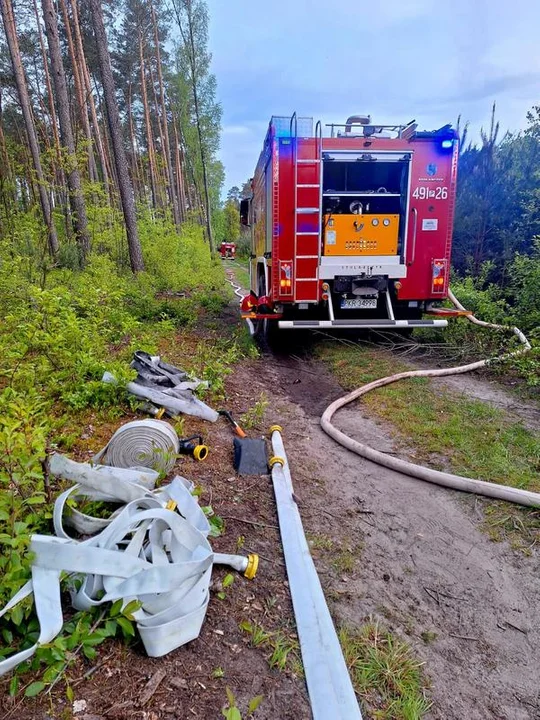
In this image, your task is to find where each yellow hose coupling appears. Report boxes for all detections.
[244,553,259,579]
[165,500,177,512]
[193,444,209,461]
[269,424,283,434]
[269,456,285,468]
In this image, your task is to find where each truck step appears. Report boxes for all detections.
[278,319,448,329]
[297,159,321,164]
[296,207,319,214]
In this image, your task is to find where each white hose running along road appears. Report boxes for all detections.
[270,428,362,720]
[321,289,538,508]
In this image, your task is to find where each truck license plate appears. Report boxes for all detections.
[340,298,378,309]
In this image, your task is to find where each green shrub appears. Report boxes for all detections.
[0,214,235,694]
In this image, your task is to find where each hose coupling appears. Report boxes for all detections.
[269,456,285,468]
[179,435,209,461]
[244,553,259,579]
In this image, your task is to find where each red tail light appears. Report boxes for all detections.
[431,259,447,294]
[279,261,293,295]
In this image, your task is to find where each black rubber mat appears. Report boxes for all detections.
[233,437,268,475]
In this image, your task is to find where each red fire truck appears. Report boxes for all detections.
[219,241,236,259]
[240,113,459,336]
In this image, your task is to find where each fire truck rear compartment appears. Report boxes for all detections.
[321,155,409,262]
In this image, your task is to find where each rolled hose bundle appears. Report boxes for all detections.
[93,419,180,474]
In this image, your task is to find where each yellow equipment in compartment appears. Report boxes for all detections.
[323,214,399,256]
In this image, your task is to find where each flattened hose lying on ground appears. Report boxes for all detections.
[321,289,538,508]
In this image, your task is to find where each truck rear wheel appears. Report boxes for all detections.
[254,272,281,349]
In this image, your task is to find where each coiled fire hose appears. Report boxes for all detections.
[93,419,180,473]
[321,289,538,508]
[0,433,257,675]
[93,419,209,470]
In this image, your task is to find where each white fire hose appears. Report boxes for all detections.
[0,432,258,676]
[225,266,255,335]
[321,289,538,507]
[269,427,362,720]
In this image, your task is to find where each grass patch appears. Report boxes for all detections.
[307,532,335,552]
[307,533,362,574]
[239,620,303,677]
[332,548,358,575]
[315,340,540,547]
[339,620,431,719]
[483,502,540,553]
[240,391,269,430]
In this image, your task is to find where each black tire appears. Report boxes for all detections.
[254,270,282,350]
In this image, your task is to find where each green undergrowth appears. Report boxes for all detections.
[339,620,431,719]
[315,340,540,548]
[415,274,540,390]
[0,217,254,696]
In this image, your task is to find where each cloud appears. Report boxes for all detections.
[222,125,253,136]
[443,72,540,106]
[207,0,540,191]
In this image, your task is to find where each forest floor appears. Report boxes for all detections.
[2,263,539,720]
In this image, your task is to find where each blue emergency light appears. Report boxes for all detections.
[441,139,453,149]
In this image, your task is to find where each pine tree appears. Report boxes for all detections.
[171,0,221,257]
[1,0,59,256]
[88,0,144,272]
[41,0,90,261]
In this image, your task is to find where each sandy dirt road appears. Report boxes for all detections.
[261,351,540,720]
[224,262,540,719]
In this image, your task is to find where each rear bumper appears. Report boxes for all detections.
[278,319,448,329]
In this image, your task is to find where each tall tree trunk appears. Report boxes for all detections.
[0,97,15,226]
[149,64,168,207]
[32,0,69,231]
[1,0,59,256]
[138,34,159,211]
[41,0,90,260]
[87,0,144,273]
[185,3,214,256]
[127,82,144,204]
[151,1,180,227]
[172,118,186,221]
[96,85,118,192]
[69,0,111,198]
[58,0,98,183]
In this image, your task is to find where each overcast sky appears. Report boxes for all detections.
[207,0,540,193]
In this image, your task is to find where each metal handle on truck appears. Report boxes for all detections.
[409,207,418,265]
